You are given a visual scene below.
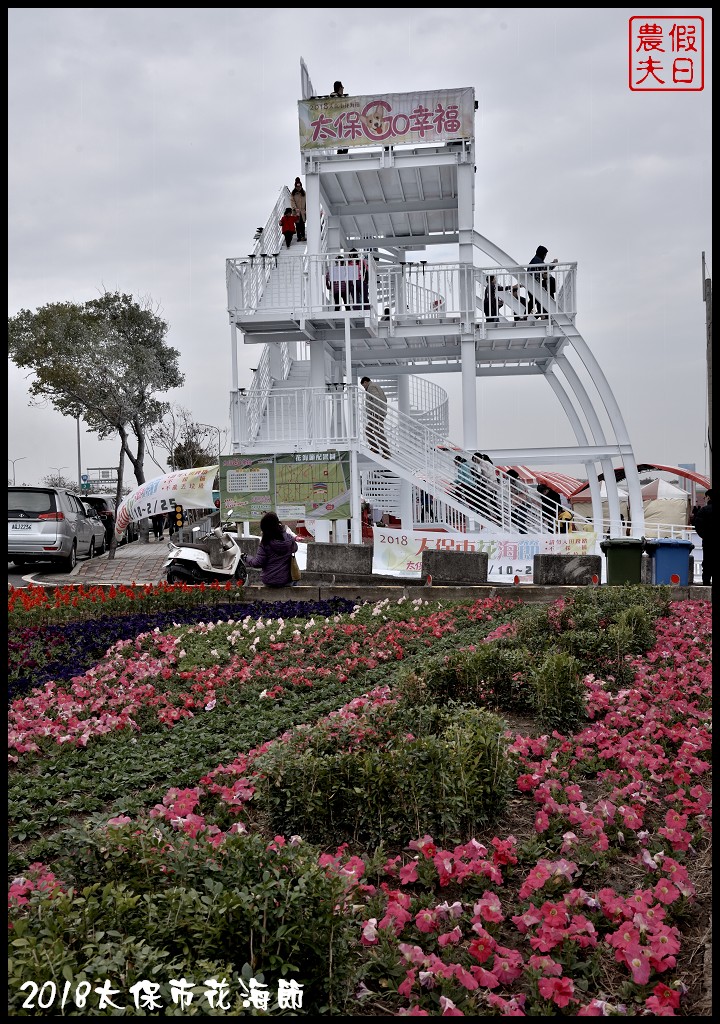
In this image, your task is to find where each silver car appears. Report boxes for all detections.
[8,486,106,572]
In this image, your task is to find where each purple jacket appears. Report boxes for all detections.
[245,530,298,586]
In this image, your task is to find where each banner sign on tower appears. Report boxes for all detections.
[299,88,475,153]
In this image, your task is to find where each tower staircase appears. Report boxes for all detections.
[225,73,644,541]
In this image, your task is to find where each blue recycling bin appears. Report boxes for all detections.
[644,538,694,585]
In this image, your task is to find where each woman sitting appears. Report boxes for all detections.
[244,512,298,587]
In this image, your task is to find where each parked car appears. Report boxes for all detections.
[82,502,109,554]
[83,493,138,546]
[8,486,107,571]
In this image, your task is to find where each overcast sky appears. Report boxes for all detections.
[8,8,712,490]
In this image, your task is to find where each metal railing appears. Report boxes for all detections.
[176,509,220,545]
[474,263,578,325]
[227,255,578,326]
[239,359,448,447]
[236,385,550,533]
[227,188,293,313]
[408,376,449,435]
[572,519,697,541]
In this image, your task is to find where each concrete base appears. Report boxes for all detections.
[306,542,373,576]
[421,550,488,584]
[237,583,711,605]
[533,553,601,586]
[236,536,260,558]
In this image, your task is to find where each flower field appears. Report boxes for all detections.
[8,582,712,1016]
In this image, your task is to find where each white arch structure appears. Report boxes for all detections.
[472,231,644,537]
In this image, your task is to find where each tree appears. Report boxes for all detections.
[8,292,185,491]
[147,405,225,471]
[42,473,78,490]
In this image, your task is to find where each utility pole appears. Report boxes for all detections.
[76,415,82,490]
[702,253,712,482]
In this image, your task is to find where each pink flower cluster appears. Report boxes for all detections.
[8,862,65,913]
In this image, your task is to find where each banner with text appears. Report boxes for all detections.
[115,465,218,539]
[372,528,598,582]
[299,88,475,153]
[219,452,351,521]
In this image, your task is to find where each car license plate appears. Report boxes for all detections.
[11,523,32,530]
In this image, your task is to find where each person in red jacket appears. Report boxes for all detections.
[279,208,298,248]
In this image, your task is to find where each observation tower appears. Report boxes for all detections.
[225,61,644,547]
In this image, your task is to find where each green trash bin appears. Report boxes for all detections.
[599,537,645,585]
[644,538,694,585]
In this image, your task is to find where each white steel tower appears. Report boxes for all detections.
[226,62,644,546]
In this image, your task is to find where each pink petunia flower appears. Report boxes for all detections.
[438,926,463,947]
[538,975,575,1007]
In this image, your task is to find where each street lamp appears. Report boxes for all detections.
[50,465,69,483]
[9,457,26,486]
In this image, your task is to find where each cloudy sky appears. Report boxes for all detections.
[8,8,712,490]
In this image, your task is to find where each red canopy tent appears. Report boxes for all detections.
[568,463,710,498]
[499,466,583,498]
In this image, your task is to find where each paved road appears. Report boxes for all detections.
[8,536,171,588]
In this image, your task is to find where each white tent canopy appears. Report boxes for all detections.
[570,481,628,502]
[640,478,690,500]
[570,477,689,535]
[569,482,629,531]
[640,478,690,534]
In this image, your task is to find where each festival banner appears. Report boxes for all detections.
[372,528,598,582]
[299,88,475,153]
[220,452,351,521]
[115,465,218,539]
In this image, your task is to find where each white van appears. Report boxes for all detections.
[8,486,106,571]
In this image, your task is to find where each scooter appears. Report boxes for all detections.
[163,516,248,586]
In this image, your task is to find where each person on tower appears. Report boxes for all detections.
[526,245,557,317]
[360,376,390,459]
[279,208,298,248]
[348,248,369,309]
[290,178,306,242]
[331,82,349,153]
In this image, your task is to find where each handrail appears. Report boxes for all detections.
[236,385,549,533]
[573,519,698,541]
[408,376,449,435]
[227,255,578,325]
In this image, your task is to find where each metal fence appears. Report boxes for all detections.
[227,255,578,326]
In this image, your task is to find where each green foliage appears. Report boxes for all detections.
[398,641,533,712]
[610,604,657,655]
[9,825,355,1015]
[556,601,657,686]
[396,584,667,734]
[513,604,559,654]
[8,291,184,486]
[565,584,671,622]
[530,651,586,732]
[254,701,516,848]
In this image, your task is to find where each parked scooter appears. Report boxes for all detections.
[164,515,248,586]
